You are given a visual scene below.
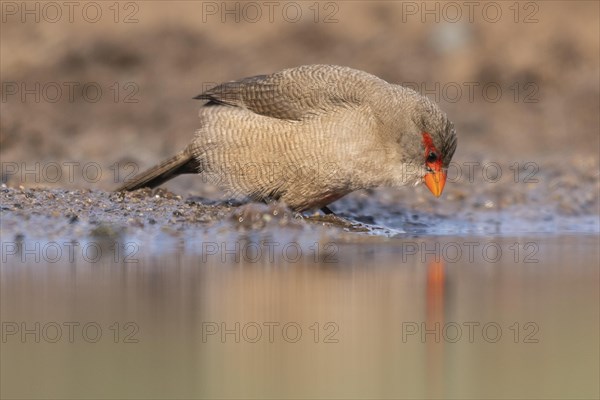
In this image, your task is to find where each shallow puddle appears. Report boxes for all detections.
[1,232,598,399]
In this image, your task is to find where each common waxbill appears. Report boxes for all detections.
[117,65,457,212]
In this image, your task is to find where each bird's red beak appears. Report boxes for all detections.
[424,170,447,197]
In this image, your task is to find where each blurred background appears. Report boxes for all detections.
[1,1,598,188]
[1,1,599,399]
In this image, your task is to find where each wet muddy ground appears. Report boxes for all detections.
[1,155,597,244]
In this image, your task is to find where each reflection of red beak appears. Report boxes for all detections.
[424,170,447,197]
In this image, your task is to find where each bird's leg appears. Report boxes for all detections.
[320,206,335,216]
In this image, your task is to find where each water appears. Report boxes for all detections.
[2,232,598,399]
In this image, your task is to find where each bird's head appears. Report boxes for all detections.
[419,118,457,197]
[379,87,457,197]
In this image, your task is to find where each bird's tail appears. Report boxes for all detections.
[115,148,201,191]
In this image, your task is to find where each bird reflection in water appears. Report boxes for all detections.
[426,259,446,398]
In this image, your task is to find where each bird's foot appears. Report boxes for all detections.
[320,206,335,216]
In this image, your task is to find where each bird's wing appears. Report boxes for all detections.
[193,65,384,120]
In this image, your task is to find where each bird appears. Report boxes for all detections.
[116,64,457,213]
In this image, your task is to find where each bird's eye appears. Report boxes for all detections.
[427,152,438,163]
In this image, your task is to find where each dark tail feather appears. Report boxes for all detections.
[116,149,201,191]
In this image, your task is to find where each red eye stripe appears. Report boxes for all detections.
[421,132,443,171]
